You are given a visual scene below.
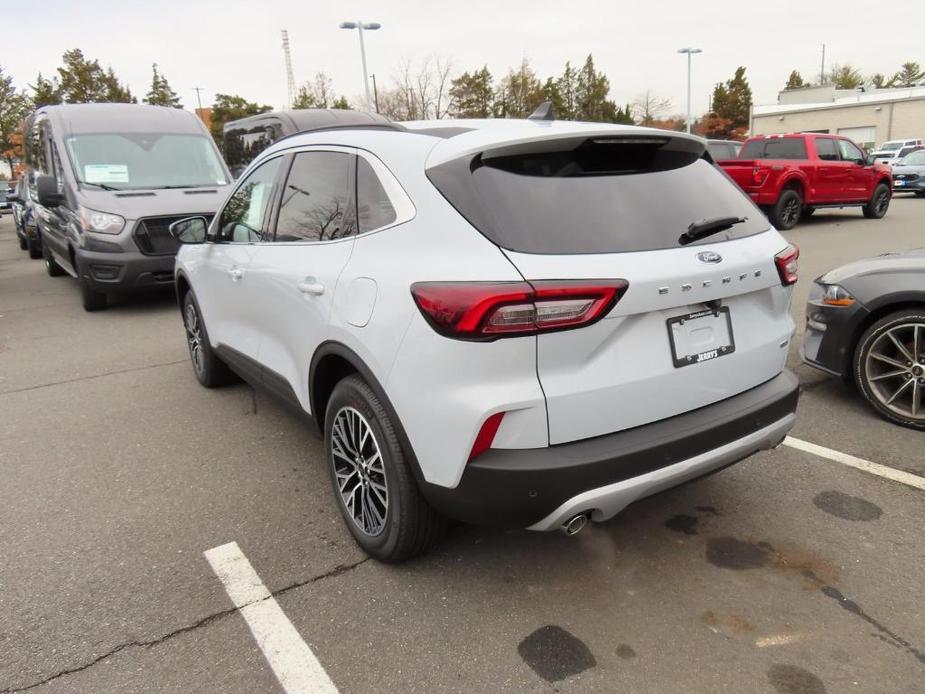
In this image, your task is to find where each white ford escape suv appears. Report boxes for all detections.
[171,113,800,562]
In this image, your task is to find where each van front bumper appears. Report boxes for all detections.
[75,246,176,293]
[421,370,799,529]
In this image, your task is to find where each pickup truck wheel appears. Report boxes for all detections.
[772,189,802,230]
[862,183,891,219]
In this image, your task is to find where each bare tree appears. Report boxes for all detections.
[632,91,672,126]
[377,56,453,121]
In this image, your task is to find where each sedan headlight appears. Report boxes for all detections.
[79,205,125,235]
[821,284,855,306]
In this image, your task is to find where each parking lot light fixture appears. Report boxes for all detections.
[339,20,381,112]
[678,48,703,134]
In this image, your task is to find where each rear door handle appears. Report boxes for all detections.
[228,267,243,281]
[297,277,325,296]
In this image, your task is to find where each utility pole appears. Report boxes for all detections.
[371,74,379,113]
[193,87,204,119]
[820,44,826,85]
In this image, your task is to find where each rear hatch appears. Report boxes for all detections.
[428,132,795,444]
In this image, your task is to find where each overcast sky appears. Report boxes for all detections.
[5,1,924,118]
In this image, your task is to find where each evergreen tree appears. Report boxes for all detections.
[828,64,863,89]
[448,67,494,118]
[612,103,634,125]
[574,54,614,122]
[143,63,181,108]
[870,73,888,89]
[31,73,61,107]
[331,96,351,110]
[711,66,752,133]
[888,61,925,87]
[496,59,545,118]
[56,49,134,103]
[555,62,579,120]
[785,70,806,90]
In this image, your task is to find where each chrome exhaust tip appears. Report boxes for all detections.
[561,513,589,536]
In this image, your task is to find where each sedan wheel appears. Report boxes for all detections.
[856,310,925,429]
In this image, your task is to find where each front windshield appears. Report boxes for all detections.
[899,150,925,166]
[879,142,901,151]
[65,133,229,190]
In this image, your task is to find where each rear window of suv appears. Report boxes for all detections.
[427,137,768,254]
[740,138,808,160]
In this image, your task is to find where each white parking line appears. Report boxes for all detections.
[784,436,925,492]
[204,541,338,694]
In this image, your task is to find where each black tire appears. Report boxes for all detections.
[43,243,66,277]
[803,206,816,217]
[862,183,891,219]
[853,309,925,431]
[181,291,235,387]
[78,272,107,311]
[324,375,445,563]
[771,188,803,230]
[18,234,27,250]
[27,235,42,259]
[915,191,925,198]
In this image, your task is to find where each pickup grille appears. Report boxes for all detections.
[133,215,213,256]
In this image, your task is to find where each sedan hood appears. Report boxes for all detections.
[76,186,230,221]
[820,248,925,284]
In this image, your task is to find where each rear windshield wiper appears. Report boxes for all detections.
[679,216,748,246]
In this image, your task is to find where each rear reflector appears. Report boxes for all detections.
[468,412,505,462]
[774,244,799,286]
[411,279,628,340]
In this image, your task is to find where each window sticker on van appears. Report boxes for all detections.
[84,164,129,184]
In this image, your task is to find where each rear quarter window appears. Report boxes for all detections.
[428,137,769,255]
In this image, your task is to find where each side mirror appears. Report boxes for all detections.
[169,216,208,244]
[36,174,64,207]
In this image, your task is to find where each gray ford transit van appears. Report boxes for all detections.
[26,103,232,310]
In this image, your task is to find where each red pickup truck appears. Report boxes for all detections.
[719,133,893,230]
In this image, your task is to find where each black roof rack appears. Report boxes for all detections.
[223,108,399,137]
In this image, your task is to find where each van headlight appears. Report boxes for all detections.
[79,206,125,235]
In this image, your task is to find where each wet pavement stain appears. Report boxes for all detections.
[820,586,925,665]
[518,625,597,682]
[767,664,828,694]
[813,490,882,521]
[615,644,636,659]
[701,610,754,635]
[665,514,699,535]
[705,537,769,570]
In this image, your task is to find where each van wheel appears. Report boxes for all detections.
[854,309,925,430]
[18,234,27,250]
[43,244,65,277]
[862,183,891,219]
[182,292,235,387]
[79,274,107,312]
[27,235,42,259]
[324,375,445,563]
[772,189,802,230]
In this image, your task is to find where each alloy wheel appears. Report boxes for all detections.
[330,406,388,536]
[782,197,800,226]
[184,303,204,375]
[864,323,925,420]
[875,189,890,215]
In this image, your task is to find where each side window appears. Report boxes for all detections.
[357,156,397,232]
[274,151,356,242]
[815,138,839,161]
[838,139,864,163]
[217,156,281,242]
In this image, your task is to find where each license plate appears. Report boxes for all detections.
[895,180,905,186]
[667,307,735,368]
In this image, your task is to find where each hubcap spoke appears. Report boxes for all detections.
[330,406,388,536]
[869,369,906,382]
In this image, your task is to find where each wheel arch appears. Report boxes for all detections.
[780,175,805,197]
[175,270,192,308]
[309,341,427,484]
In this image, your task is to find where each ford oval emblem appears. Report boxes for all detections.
[697,251,723,264]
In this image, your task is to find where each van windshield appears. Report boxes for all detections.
[65,133,229,190]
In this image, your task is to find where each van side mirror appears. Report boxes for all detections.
[169,216,208,244]
[36,174,64,207]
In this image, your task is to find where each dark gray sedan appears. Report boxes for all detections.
[803,248,925,430]
[891,149,925,196]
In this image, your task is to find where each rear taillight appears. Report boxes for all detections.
[752,167,769,185]
[410,279,628,340]
[775,244,799,286]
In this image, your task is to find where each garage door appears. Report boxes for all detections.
[837,126,877,149]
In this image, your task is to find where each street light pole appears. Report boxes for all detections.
[677,48,703,134]
[339,20,381,112]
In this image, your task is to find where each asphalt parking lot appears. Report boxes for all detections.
[1,200,923,694]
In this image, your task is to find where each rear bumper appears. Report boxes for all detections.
[421,370,800,529]
[75,247,176,293]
